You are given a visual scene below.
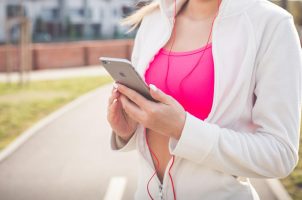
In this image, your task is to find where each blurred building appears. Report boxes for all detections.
[0,0,301,44]
[0,0,139,43]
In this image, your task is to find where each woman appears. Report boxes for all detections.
[107,0,302,199]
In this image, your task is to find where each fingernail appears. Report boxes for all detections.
[149,84,157,92]
[113,99,117,104]
[113,82,118,89]
[114,88,118,93]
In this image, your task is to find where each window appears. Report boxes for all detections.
[6,4,26,18]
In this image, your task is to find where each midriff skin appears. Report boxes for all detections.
[146,128,172,183]
[145,0,218,183]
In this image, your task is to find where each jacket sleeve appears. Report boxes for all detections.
[110,128,138,152]
[168,16,302,178]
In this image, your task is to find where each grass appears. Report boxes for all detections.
[280,125,302,200]
[0,76,113,151]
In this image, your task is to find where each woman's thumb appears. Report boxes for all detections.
[149,84,171,104]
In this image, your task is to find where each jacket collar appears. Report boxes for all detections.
[158,0,257,25]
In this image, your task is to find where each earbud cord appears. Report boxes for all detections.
[145,128,160,200]
[146,1,221,200]
[165,0,221,95]
[145,127,177,200]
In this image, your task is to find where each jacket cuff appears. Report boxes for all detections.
[110,126,138,152]
[168,111,219,163]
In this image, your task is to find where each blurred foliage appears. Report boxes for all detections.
[272,0,302,25]
[280,124,302,200]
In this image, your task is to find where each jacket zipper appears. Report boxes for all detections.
[142,128,164,199]
[143,17,173,200]
[162,156,177,200]
[143,147,176,200]
[143,16,178,200]
[159,184,164,200]
[143,146,165,199]
[142,8,221,199]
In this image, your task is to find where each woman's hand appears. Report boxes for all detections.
[107,82,138,142]
[116,83,186,140]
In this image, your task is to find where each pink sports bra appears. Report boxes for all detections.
[144,43,214,120]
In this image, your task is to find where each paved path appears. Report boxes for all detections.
[0,79,283,200]
[0,83,138,200]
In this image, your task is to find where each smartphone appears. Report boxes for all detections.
[99,57,159,102]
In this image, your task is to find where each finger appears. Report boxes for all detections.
[108,88,120,105]
[111,86,116,94]
[113,81,118,89]
[109,82,118,97]
[107,93,123,117]
[116,83,151,110]
[119,94,145,123]
[112,81,119,92]
[108,81,120,104]
[149,84,172,105]
[107,97,120,122]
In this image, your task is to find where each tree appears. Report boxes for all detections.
[281,0,288,10]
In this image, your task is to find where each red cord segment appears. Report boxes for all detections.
[146,1,221,198]
[145,128,160,200]
[145,127,177,200]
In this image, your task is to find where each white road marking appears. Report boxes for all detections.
[103,176,127,200]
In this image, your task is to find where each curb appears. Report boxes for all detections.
[265,179,293,200]
[0,81,113,163]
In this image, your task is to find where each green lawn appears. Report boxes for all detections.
[0,76,113,151]
[280,125,302,200]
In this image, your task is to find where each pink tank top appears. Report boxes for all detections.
[144,43,214,120]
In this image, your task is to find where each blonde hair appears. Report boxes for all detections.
[119,1,160,33]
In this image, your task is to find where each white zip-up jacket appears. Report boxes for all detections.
[110,0,302,199]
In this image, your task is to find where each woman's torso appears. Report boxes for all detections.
[143,9,215,183]
[127,0,297,200]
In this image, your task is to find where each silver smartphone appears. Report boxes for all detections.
[99,57,158,102]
